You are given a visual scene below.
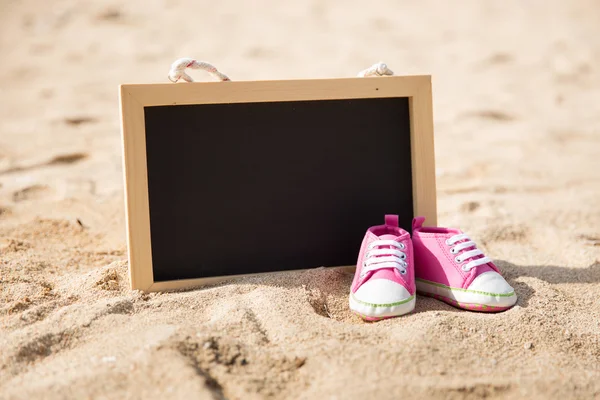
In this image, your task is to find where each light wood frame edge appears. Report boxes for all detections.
[120,86,155,292]
[120,76,436,292]
[409,77,437,227]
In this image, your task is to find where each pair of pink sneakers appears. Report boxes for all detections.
[349,215,518,321]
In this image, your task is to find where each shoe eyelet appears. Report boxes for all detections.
[450,248,457,254]
[400,253,406,260]
[399,243,406,250]
[455,256,462,264]
[445,239,452,246]
[461,265,470,272]
[400,269,407,275]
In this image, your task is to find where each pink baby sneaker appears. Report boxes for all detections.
[412,217,517,312]
[349,215,416,321]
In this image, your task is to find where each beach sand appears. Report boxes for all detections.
[1,0,600,398]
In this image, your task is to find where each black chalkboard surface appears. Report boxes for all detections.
[120,77,436,291]
[145,98,411,282]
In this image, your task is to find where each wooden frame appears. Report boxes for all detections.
[120,76,437,292]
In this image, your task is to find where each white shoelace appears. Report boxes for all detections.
[445,234,491,272]
[360,240,407,277]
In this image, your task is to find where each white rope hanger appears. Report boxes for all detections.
[168,58,231,83]
[356,62,394,77]
[167,59,393,83]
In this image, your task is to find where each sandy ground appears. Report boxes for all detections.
[1,0,600,398]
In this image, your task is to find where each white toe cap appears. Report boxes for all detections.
[354,279,411,305]
[468,271,514,295]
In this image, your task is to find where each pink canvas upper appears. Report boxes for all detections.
[411,216,500,289]
[351,215,415,295]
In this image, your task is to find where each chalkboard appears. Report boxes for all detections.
[120,77,436,291]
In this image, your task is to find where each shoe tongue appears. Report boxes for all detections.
[373,235,401,252]
[372,234,401,253]
[378,234,399,241]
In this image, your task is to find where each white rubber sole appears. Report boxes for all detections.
[349,293,416,320]
[416,278,517,309]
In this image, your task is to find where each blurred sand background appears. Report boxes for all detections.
[1,0,600,398]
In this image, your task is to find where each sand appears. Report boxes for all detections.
[1,0,600,398]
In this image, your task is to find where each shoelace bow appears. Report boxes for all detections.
[360,240,407,278]
[445,234,491,271]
